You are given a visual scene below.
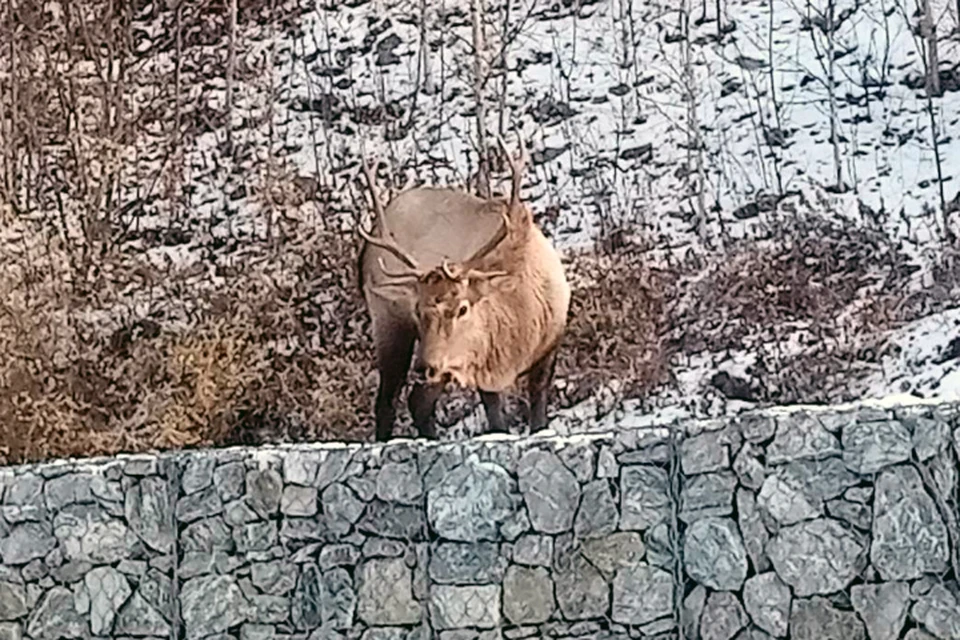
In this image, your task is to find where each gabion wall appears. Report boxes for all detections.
[0,399,958,639]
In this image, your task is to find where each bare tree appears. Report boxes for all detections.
[471,0,490,198]
[918,0,940,97]
[680,0,710,245]
[226,0,238,155]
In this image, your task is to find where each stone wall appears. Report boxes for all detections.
[0,399,958,640]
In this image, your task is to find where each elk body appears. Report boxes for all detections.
[356,137,571,442]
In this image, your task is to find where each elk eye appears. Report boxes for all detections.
[457,302,469,318]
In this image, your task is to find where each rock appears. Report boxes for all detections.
[322,483,366,535]
[903,630,937,640]
[554,554,608,620]
[234,521,278,553]
[909,415,951,461]
[681,431,729,474]
[321,568,356,629]
[733,443,766,489]
[250,595,289,623]
[291,564,323,629]
[319,544,359,570]
[790,596,865,640]
[826,498,872,530]
[558,441,597,483]
[429,542,504,585]
[182,457,216,495]
[780,454,861,501]
[735,628,775,640]
[850,582,910,640]
[356,500,424,540]
[140,568,173,620]
[736,488,770,573]
[611,563,674,625]
[317,450,353,489]
[125,476,174,553]
[682,585,706,640]
[246,469,283,518]
[5,474,43,507]
[502,566,554,625]
[767,415,840,464]
[283,451,322,486]
[430,585,500,630]
[512,535,552,567]
[356,559,420,626]
[574,480,618,538]
[241,624,276,640]
[842,421,912,474]
[176,485,224,523]
[757,474,821,525]
[25,587,86,640]
[182,517,232,552]
[0,622,21,640]
[43,474,93,510]
[738,413,776,442]
[53,505,139,564]
[517,450,580,534]
[181,575,252,640]
[376,461,422,505]
[251,561,296,595]
[0,581,27,620]
[679,470,737,522]
[871,465,949,580]
[619,466,671,530]
[115,591,170,636]
[581,532,645,578]
[910,584,960,639]
[214,462,246,502]
[85,566,131,635]
[767,518,866,596]
[742,572,790,637]
[362,539,406,559]
[426,455,518,542]
[0,523,57,565]
[683,517,748,591]
[644,520,672,569]
[701,591,748,640]
[597,446,618,478]
[281,486,318,517]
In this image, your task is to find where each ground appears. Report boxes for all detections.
[0,0,959,464]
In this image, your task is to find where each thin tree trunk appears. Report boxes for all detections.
[471,0,490,198]
[919,0,941,97]
[225,0,237,155]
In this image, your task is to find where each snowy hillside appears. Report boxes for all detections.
[0,0,959,460]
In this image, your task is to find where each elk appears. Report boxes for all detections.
[356,136,571,442]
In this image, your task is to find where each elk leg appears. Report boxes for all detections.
[373,325,416,443]
[479,391,507,434]
[527,346,559,433]
[408,381,444,439]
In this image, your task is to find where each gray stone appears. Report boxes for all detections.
[182,516,233,552]
[356,558,420,626]
[842,421,912,474]
[681,431,729,474]
[597,446,618,478]
[0,581,26,620]
[826,498,872,530]
[757,474,821,525]
[430,585,500,630]
[283,450,323,486]
[225,499,259,526]
[319,544,360,570]
[24,587,86,640]
[376,461,422,505]
[361,538,406,558]
[904,630,937,640]
[250,595,289,623]
[581,532,645,578]
[736,488,770,572]
[280,518,326,542]
[767,415,840,464]
[356,500,424,540]
[680,470,737,522]
[316,450,353,489]
[701,591,748,640]
[115,591,170,636]
[125,476,174,553]
[554,553,608,620]
[779,458,860,501]
[611,563,673,625]
[140,568,173,620]
[246,469,283,518]
[644,520,673,569]
[512,535,552,567]
[0,523,56,565]
[742,572,790,637]
[845,486,873,503]
[53,504,139,563]
[85,566,131,635]
[682,585,706,640]
[5,474,43,507]
[291,564,323,629]
[322,483,365,535]
[281,485,318,517]
[517,449,580,534]
[910,584,960,640]
[619,465,670,530]
[910,416,951,461]
[767,518,866,596]
[683,517,748,591]
[558,441,597,483]
[429,542,505,584]
[251,561,296,595]
[20,559,45,582]
[850,581,910,640]
[50,560,91,584]
[214,462,246,502]
[43,474,93,510]
[321,567,356,629]
[242,624,276,640]
[871,465,949,580]
[574,480,618,538]
[738,413,776,442]
[498,508,529,542]
[790,596,866,640]
[176,485,224,523]
[182,457,216,495]
[234,521,278,553]
[502,566,554,625]
[181,575,252,640]
[426,455,518,542]
[0,622,20,640]
[733,443,766,490]
[735,628,775,640]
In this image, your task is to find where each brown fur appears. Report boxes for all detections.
[356,136,571,441]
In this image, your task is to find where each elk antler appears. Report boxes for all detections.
[496,132,528,213]
[376,257,423,283]
[357,158,422,272]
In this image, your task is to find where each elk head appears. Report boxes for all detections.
[357,134,530,387]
